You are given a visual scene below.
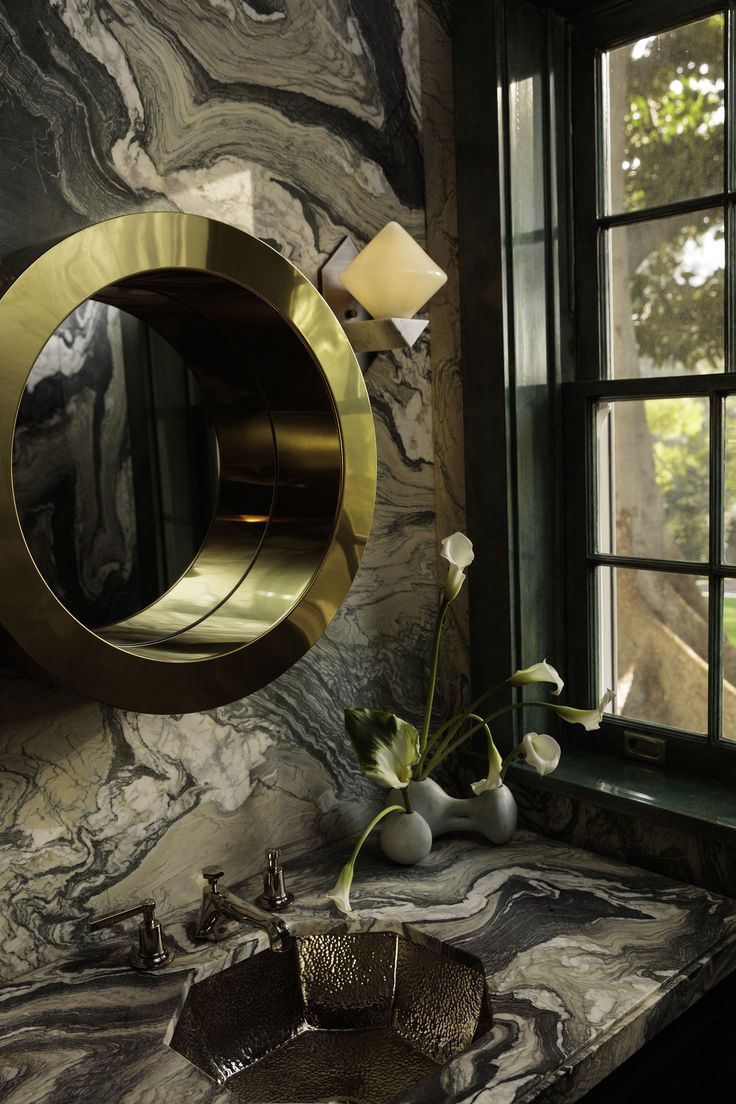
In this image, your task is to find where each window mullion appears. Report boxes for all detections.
[727,2,736,196]
[727,5,736,365]
[710,395,726,746]
[721,3,736,746]
[596,48,611,383]
[599,193,726,229]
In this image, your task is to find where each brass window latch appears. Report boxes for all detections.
[88,898,174,971]
[624,731,667,767]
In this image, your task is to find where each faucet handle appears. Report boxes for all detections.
[88,897,174,971]
[257,848,294,912]
[202,866,224,891]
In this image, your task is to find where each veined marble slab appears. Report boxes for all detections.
[2,832,736,1104]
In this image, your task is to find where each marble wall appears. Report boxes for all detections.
[0,0,467,981]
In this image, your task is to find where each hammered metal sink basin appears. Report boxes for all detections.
[170,930,492,1103]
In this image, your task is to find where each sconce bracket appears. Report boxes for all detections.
[318,237,369,326]
[319,235,429,365]
[340,317,428,353]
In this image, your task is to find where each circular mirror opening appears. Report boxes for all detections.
[11,267,345,654]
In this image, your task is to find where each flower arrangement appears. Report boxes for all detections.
[327,533,613,914]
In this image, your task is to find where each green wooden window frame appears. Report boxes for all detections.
[567,0,736,781]
[452,0,736,785]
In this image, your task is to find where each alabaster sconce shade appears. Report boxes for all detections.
[339,221,447,320]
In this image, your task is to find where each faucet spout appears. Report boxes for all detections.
[195,868,292,953]
[219,889,291,952]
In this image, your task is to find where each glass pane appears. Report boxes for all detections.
[605,14,724,215]
[598,566,708,734]
[723,586,736,742]
[608,209,724,378]
[723,396,736,564]
[597,397,709,562]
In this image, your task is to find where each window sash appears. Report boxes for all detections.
[565,0,736,768]
[563,375,736,756]
[571,0,730,382]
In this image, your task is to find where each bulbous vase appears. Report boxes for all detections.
[474,783,518,844]
[382,777,517,863]
[380,810,433,864]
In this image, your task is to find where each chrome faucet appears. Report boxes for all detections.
[89,897,174,971]
[194,867,292,953]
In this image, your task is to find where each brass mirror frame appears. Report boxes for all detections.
[0,213,376,713]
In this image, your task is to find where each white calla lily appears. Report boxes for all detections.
[370,727,418,788]
[440,532,474,602]
[521,732,561,776]
[345,709,420,789]
[326,862,355,916]
[551,688,615,731]
[508,660,564,696]
[470,739,503,794]
[326,804,404,916]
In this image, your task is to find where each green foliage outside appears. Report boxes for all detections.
[631,216,723,374]
[619,16,724,217]
[645,397,709,562]
[645,397,736,565]
[724,595,736,646]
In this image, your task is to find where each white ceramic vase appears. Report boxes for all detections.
[381,777,518,863]
[380,809,433,864]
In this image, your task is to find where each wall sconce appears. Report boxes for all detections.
[319,222,447,362]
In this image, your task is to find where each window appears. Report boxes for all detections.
[452,0,736,783]
[568,3,736,773]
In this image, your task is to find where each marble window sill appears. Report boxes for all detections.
[508,749,736,847]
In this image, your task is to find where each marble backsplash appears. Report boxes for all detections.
[0,0,466,981]
[512,781,736,902]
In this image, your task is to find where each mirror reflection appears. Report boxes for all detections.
[13,298,220,629]
[10,268,342,651]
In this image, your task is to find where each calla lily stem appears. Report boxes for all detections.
[350,804,405,864]
[419,597,449,757]
[420,699,559,778]
[500,744,524,781]
[416,709,465,778]
[418,711,501,780]
[415,677,512,776]
[326,803,407,915]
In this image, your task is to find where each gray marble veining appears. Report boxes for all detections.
[513,780,736,902]
[2,833,736,1103]
[0,0,463,984]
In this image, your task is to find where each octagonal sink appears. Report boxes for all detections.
[170,930,492,1103]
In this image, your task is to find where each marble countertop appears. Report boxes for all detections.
[3,829,736,1104]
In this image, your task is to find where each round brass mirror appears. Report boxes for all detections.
[0,213,376,713]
